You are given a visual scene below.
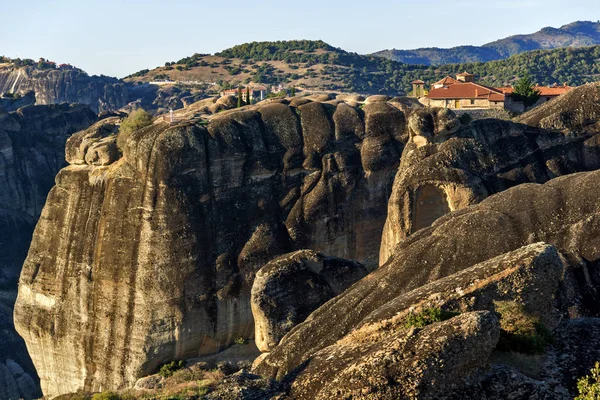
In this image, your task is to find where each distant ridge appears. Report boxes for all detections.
[373,21,600,65]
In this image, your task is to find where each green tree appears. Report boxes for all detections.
[246,87,251,105]
[116,109,153,151]
[291,86,296,96]
[237,87,242,107]
[576,362,600,400]
[512,73,541,108]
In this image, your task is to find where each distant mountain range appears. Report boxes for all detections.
[373,21,600,65]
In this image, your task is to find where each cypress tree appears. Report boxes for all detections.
[246,87,251,105]
[512,73,541,108]
[237,87,242,108]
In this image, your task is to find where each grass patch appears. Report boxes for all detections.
[158,360,185,378]
[494,301,553,355]
[403,307,460,329]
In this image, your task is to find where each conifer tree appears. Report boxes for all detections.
[237,87,242,108]
[513,73,541,108]
[246,87,251,105]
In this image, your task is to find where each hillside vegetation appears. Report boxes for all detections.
[374,20,600,65]
[125,40,600,95]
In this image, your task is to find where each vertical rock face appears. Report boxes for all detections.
[254,170,600,384]
[379,106,600,265]
[14,98,421,396]
[0,103,96,398]
[0,66,128,113]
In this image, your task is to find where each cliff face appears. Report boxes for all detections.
[379,103,600,265]
[254,170,600,398]
[0,66,128,113]
[0,103,96,397]
[14,96,419,396]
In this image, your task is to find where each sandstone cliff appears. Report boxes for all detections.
[379,91,600,265]
[0,103,96,398]
[0,65,127,113]
[14,96,417,396]
[254,170,600,398]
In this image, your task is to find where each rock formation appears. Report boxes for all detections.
[380,92,600,265]
[14,97,418,396]
[515,81,600,132]
[0,103,96,399]
[251,250,367,352]
[0,65,127,113]
[253,170,600,398]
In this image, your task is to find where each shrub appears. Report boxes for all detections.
[116,109,152,151]
[91,392,120,400]
[458,113,473,125]
[158,360,185,378]
[494,301,552,354]
[576,362,600,400]
[403,307,459,329]
[234,337,247,345]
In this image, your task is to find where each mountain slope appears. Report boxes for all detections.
[374,21,600,65]
[126,41,600,96]
[0,58,128,113]
[124,40,427,95]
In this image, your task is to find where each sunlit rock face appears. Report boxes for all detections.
[254,170,600,399]
[0,103,96,398]
[14,97,424,396]
[0,66,127,113]
[379,104,600,266]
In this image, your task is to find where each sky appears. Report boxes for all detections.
[1,0,598,78]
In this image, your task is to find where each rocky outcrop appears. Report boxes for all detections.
[0,359,40,400]
[0,103,96,390]
[205,370,283,400]
[380,104,600,265]
[127,83,207,115]
[0,91,36,112]
[14,97,421,396]
[289,311,500,399]
[515,82,600,132]
[251,250,367,352]
[0,66,127,113]
[253,170,600,397]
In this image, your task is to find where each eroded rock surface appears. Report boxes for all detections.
[0,103,96,395]
[380,101,600,265]
[254,171,600,396]
[0,66,127,113]
[516,82,600,132]
[14,97,419,396]
[251,250,367,352]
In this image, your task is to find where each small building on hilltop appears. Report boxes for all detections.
[418,72,573,111]
[501,83,573,112]
[422,73,506,110]
[411,80,426,97]
[221,86,270,103]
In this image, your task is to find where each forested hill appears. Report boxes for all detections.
[125,40,600,95]
[409,45,600,89]
[125,40,426,94]
[373,20,600,65]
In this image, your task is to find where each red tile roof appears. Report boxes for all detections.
[432,76,459,87]
[427,82,505,101]
[497,85,572,97]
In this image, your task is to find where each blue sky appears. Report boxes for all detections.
[1,0,597,78]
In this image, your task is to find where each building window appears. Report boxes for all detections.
[470,99,475,105]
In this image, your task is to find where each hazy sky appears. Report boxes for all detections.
[1,0,598,78]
